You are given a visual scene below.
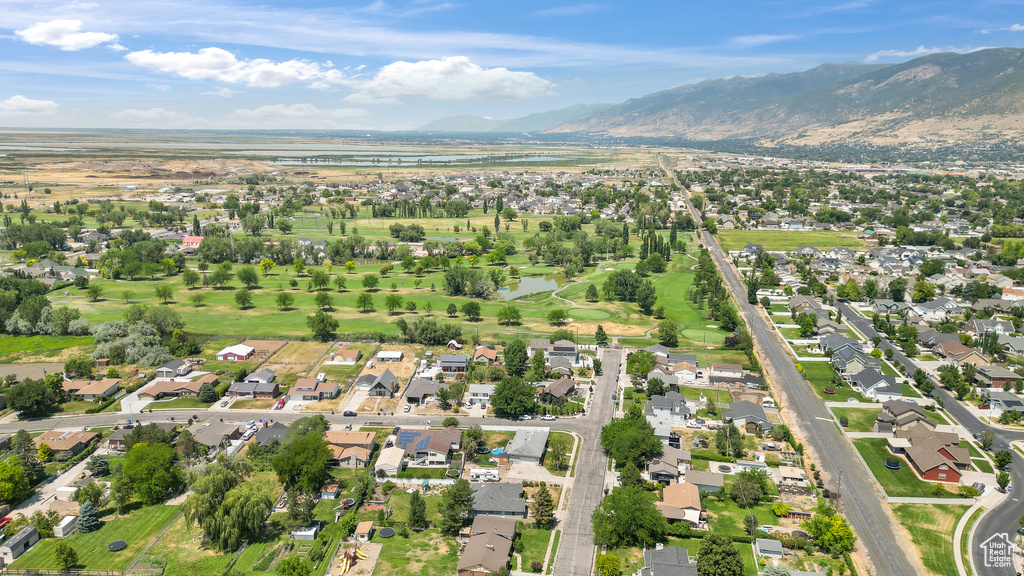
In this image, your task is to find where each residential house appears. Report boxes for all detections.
[710,363,743,380]
[395,427,461,467]
[874,400,935,434]
[457,530,512,576]
[849,368,903,401]
[473,346,497,364]
[936,340,987,367]
[685,470,724,492]
[244,368,275,384]
[35,429,98,460]
[668,361,698,383]
[914,297,963,320]
[503,428,549,466]
[253,422,288,448]
[528,339,551,359]
[335,347,362,364]
[470,515,517,541]
[181,235,204,252]
[188,421,241,450]
[977,366,1024,389]
[639,545,698,576]
[289,378,340,401]
[723,400,770,433]
[788,295,819,313]
[988,391,1024,417]
[216,344,255,361]
[357,369,401,398]
[755,538,784,559]
[549,340,579,364]
[832,347,880,375]
[137,375,215,401]
[469,483,527,518]
[645,392,691,439]
[891,423,969,483]
[543,377,576,400]
[547,356,574,376]
[404,378,449,404]
[965,318,1014,338]
[647,445,691,484]
[468,384,496,407]
[440,354,469,374]
[919,329,960,349]
[105,422,177,451]
[818,334,858,354]
[227,380,279,399]
[656,482,702,527]
[998,335,1024,356]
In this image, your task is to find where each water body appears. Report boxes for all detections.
[497,276,562,300]
[270,154,572,166]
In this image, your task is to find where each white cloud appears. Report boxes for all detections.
[110,107,195,126]
[232,103,366,119]
[864,45,989,62]
[146,83,171,91]
[533,4,607,17]
[346,56,553,104]
[0,95,59,115]
[125,47,353,88]
[730,34,801,48]
[201,87,237,97]
[981,23,1024,34]
[15,19,119,51]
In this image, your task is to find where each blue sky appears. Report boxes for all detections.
[1,0,1022,130]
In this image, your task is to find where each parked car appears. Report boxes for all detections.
[342,410,357,417]
[220,400,228,407]
[540,415,556,421]
[518,414,533,421]
[403,403,411,413]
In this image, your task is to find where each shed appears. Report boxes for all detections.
[54,515,77,538]
[755,538,784,558]
[354,521,374,542]
[0,526,39,563]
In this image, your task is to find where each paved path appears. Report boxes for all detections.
[659,154,919,576]
[552,347,620,576]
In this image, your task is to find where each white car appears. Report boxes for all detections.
[518,414,533,421]
[540,415,556,421]
[403,404,411,413]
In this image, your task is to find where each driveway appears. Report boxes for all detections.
[504,463,567,485]
[13,458,91,518]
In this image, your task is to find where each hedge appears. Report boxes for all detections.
[690,449,737,463]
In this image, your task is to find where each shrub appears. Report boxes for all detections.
[530,561,543,572]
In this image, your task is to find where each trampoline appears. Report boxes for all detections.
[378,527,395,538]
[108,540,127,552]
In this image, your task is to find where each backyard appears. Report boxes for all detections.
[892,504,969,576]
[831,407,881,432]
[853,438,962,498]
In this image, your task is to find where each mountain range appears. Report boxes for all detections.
[420,47,1024,146]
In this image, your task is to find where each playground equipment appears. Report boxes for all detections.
[338,546,369,574]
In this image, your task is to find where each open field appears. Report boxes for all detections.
[892,504,969,576]
[718,229,871,252]
[13,505,180,571]
[831,406,881,432]
[799,362,866,402]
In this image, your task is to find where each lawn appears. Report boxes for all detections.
[718,229,869,252]
[853,438,960,498]
[232,398,276,410]
[144,513,233,576]
[831,407,881,432]
[371,528,459,576]
[13,504,180,571]
[703,497,777,538]
[0,334,94,363]
[676,386,733,403]
[518,527,552,571]
[542,431,575,475]
[960,507,982,576]
[892,504,970,576]
[799,362,866,402]
[151,397,213,409]
[973,458,994,474]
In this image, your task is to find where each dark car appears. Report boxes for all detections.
[342,410,357,417]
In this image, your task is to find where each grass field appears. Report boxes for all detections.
[518,527,553,571]
[0,334,94,363]
[144,513,234,576]
[371,528,459,576]
[831,406,881,432]
[799,362,866,402]
[13,505,180,571]
[718,229,870,252]
[854,438,961,498]
[704,497,777,538]
[892,504,970,576]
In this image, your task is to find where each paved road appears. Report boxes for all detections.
[837,301,1024,576]
[659,156,918,576]
[553,347,619,576]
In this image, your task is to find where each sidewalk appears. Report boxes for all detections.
[953,488,1007,576]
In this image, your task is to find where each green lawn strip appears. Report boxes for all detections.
[13,504,180,571]
[778,327,803,339]
[972,459,994,474]
[891,504,970,576]
[543,431,574,475]
[371,528,459,576]
[853,438,960,498]
[798,362,866,402]
[518,527,552,571]
[150,398,214,409]
[830,407,881,432]
[902,382,922,398]
[959,506,982,576]
[0,334,94,363]
[960,441,984,459]
[717,230,869,252]
[927,410,951,425]
[675,386,732,403]
[880,362,899,377]
[545,530,561,574]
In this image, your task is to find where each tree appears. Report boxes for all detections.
[585,284,600,302]
[0,456,31,504]
[490,377,535,417]
[533,484,554,529]
[183,460,273,551]
[591,486,667,548]
[259,258,276,276]
[306,309,339,341]
[154,283,175,303]
[730,469,770,505]
[234,288,253,309]
[695,533,744,576]
[314,291,334,310]
[888,277,908,302]
[277,220,293,235]
[273,432,331,494]
[361,274,379,290]
[277,556,311,576]
[190,292,207,308]
[635,281,657,315]
[7,378,57,417]
[547,308,568,325]
[198,382,219,403]
[595,554,622,576]
[121,442,181,504]
[743,512,759,536]
[980,430,995,450]
[802,501,856,556]
[37,443,52,462]
[409,489,428,530]
[998,471,1011,491]
[85,456,109,477]
[333,275,347,292]
[657,319,678,347]
[237,266,259,288]
[437,479,474,534]
[547,433,572,472]
[86,284,103,301]
[446,303,458,317]
[595,325,608,345]
[496,305,521,326]
[619,461,643,488]
[310,269,330,291]
[716,424,745,459]
[600,405,661,468]
[625,350,656,380]
[462,301,482,321]
[356,291,374,313]
[276,292,295,311]
[53,541,78,571]
[994,449,1014,469]
[504,338,528,377]
[77,500,100,533]
[385,294,404,315]
[73,481,104,508]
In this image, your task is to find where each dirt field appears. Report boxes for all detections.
[267,341,332,365]
[0,363,65,381]
[241,339,288,362]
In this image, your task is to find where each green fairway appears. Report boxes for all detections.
[718,229,870,252]
[13,505,180,571]
[853,438,961,498]
[892,504,969,576]
[831,406,881,432]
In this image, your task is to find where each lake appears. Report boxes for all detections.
[497,276,562,300]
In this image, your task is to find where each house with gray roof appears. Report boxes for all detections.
[504,428,550,466]
[849,368,902,401]
[254,422,288,447]
[0,526,39,564]
[470,483,527,518]
[403,378,448,404]
[640,545,698,576]
[723,400,770,433]
[988,391,1024,417]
